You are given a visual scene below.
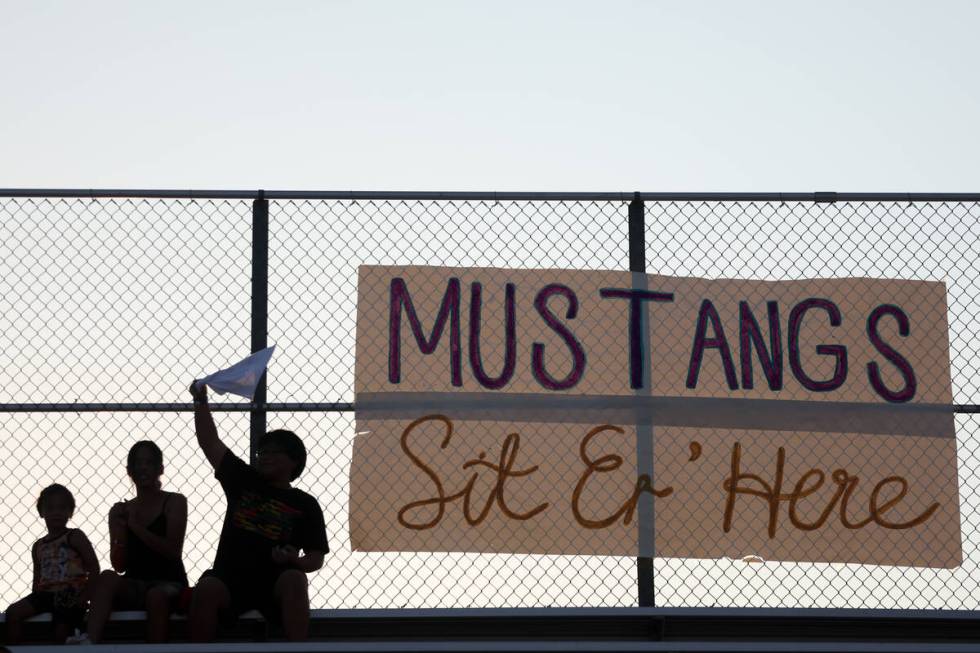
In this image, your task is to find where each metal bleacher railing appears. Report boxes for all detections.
[0,189,978,612]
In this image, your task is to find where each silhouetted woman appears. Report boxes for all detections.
[86,440,188,643]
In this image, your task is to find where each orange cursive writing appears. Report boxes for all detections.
[571,424,673,529]
[723,442,940,538]
[397,414,549,530]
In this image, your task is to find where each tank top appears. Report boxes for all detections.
[34,529,88,593]
[124,494,188,586]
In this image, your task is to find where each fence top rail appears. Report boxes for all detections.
[1,189,980,202]
[1,402,977,414]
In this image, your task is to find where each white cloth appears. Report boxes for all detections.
[197,345,276,400]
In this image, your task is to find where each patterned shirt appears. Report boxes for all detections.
[211,451,328,581]
[34,530,88,594]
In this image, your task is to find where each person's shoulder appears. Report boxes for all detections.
[219,448,250,472]
[287,486,323,510]
[163,491,188,514]
[286,484,315,499]
[37,530,64,546]
[216,448,252,479]
[164,491,188,504]
[66,528,92,547]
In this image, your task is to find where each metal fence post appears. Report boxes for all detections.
[629,192,645,274]
[629,192,655,607]
[250,190,269,463]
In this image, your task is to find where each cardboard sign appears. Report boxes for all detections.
[351,265,960,568]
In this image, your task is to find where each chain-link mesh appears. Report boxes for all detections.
[0,194,977,611]
[0,197,254,612]
[647,200,980,608]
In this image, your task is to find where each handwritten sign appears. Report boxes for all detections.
[351,265,961,568]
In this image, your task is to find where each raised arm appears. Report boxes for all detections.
[190,380,228,471]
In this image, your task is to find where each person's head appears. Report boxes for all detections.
[36,484,75,531]
[255,429,306,483]
[127,440,164,490]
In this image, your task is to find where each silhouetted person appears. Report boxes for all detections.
[187,380,328,642]
[85,440,188,644]
[4,484,99,644]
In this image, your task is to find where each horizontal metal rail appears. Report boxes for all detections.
[11,606,980,651]
[0,402,354,412]
[0,402,977,413]
[1,189,980,202]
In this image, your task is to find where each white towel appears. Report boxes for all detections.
[197,345,276,400]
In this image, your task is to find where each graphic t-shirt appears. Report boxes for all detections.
[212,451,329,581]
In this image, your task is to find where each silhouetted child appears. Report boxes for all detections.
[4,484,99,644]
[187,380,329,642]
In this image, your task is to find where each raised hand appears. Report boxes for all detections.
[108,501,129,532]
[189,380,208,403]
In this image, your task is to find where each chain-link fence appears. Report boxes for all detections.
[1,191,978,612]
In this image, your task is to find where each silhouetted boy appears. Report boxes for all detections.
[187,381,328,642]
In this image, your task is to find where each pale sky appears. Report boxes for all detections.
[1,0,978,191]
